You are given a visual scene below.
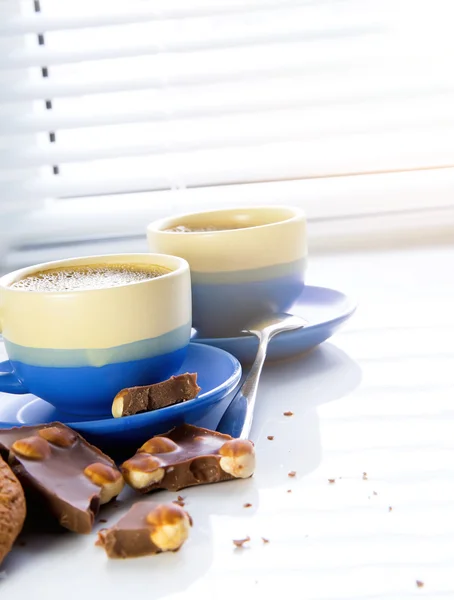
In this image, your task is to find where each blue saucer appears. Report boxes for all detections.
[192,285,356,363]
[0,343,241,451]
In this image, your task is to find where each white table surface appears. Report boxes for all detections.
[1,244,453,599]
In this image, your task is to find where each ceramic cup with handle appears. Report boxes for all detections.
[0,253,191,416]
[147,206,307,338]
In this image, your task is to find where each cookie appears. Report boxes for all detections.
[0,456,26,565]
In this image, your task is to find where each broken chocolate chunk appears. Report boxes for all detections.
[0,423,123,534]
[121,424,255,493]
[233,536,250,548]
[96,502,192,558]
[112,373,201,418]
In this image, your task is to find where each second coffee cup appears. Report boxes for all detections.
[147,206,307,338]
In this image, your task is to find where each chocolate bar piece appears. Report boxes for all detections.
[0,423,124,534]
[0,456,26,565]
[96,502,192,559]
[112,373,201,418]
[121,424,255,493]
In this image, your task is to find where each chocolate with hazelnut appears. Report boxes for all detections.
[121,424,255,493]
[0,423,123,534]
[97,502,192,558]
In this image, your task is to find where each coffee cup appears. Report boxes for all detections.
[0,253,191,416]
[147,206,307,337]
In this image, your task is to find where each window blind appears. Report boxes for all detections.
[1,0,454,270]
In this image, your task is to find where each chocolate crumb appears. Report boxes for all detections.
[262,537,269,544]
[267,435,274,441]
[243,503,252,508]
[328,479,336,484]
[233,536,250,548]
[288,471,296,478]
[416,580,424,588]
[177,495,185,502]
[287,489,292,493]
[99,519,107,524]
[388,506,393,512]
[283,411,293,417]
[362,472,368,480]
[373,491,378,496]
[173,500,185,507]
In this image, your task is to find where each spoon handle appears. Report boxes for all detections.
[217,331,271,439]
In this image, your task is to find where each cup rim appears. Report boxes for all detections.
[0,253,189,295]
[147,205,306,235]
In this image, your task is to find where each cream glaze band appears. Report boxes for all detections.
[0,253,191,350]
[147,206,307,273]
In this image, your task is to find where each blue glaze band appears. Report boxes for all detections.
[0,343,242,450]
[3,347,188,416]
[190,257,307,284]
[192,270,305,336]
[3,322,191,368]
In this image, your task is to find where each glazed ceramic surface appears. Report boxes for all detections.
[0,254,191,415]
[147,206,307,337]
[0,343,241,452]
[192,285,356,363]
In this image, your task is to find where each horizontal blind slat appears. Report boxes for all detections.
[1,55,452,103]
[1,37,378,86]
[0,0,336,35]
[0,26,373,70]
[2,130,454,200]
[2,104,453,168]
[1,6,379,70]
[2,84,453,136]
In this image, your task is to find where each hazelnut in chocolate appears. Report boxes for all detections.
[0,423,124,534]
[121,423,255,493]
[112,373,201,418]
[96,502,192,559]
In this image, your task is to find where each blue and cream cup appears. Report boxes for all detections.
[0,253,191,416]
[147,206,307,337]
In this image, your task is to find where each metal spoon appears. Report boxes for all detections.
[217,313,308,439]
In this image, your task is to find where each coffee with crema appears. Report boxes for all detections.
[10,263,171,293]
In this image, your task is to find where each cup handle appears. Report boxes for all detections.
[0,304,29,393]
[0,361,28,394]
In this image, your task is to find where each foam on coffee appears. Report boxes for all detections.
[10,263,171,293]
